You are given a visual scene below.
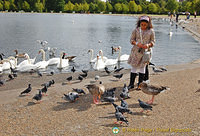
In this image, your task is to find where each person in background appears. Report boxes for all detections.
[194,11,197,19]
[128,16,155,90]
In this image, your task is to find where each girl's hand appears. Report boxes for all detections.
[142,44,149,49]
[137,43,143,48]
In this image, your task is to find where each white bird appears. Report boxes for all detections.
[17,53,36,68]
[117,46,129,62]
[98,50,108,62]
[1,59,14,71]
[93,55,106,70]
[88,49,97,63]
[34,49,49,69]
[57,52,69,69]
[99,50,117,66]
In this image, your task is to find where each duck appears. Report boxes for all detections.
[111,46,118,54]
[117,46,129,62]
[85,82,105,104]
[93,55,106,70]
[34,49,49,69]
[14,50,25,58]
[57,52,69,69]
[138,82,170,104]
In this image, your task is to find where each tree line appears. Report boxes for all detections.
[0,0,200,14]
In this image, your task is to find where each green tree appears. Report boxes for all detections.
[194,0,200,13]
[106,2,113,12]
[89,2,97,13]
[166,0,178,12]
[0,1,3,10]
[73,3,81,12]
[17,0,23,10]
[22,1,30,11]
[122,3,129,13]
[129,0,138,13]
[55,0,65,12]
[159,0,166,14]
[4,1,11,10]
[45,0,56,12]
[82,2,89,12]
[114,3,122,13]
[137,4,142,13]
[97,1,106,12]
[148,3,157,13]
[9,0,17,11]
[64,1,74,12]
[35,0,44,12]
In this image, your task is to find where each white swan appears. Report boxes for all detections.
[16,63,38,72]
[99,50,108,62]
[88,49,97,63]
[34,49,49,69]
[99,50,117,66]
[17,53,36,67]
[1,59,14,71]
[93,55,106,70]
[117,46,129,62]
[57,52,69,69]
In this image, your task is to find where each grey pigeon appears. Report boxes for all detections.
[120,84,130,99]
[78,75,83,82]
[8,74,14,80]
[138,99,152,112]
[41,80,55,88]
[121,99,128,109]
[103,88,116,97]
[105,67,112,75]
[114,67,124,73]
[33,90,42,102]
[41,85,48,95]
[115,108,129,125]
[63,92,79,102]
[21,84,32,95]
[152,67,163,73]
[159,67,167,71]
[37,70,42,77]
[112,103,132,114]
[71,67,76,73]
[102,96,117,103]
[82,70,88,74]
[0,79,5,86]
[72,88,86,95]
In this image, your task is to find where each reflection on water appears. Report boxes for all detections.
[0,13,199,73]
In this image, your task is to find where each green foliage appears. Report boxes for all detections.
[106,2,113,12]
[166,0,178,12]
[97,1,106,12]
[22,1,30,11]
[55,0,65,12]
[64,1,74,12]
[114,3,122,13]
[129,0,138,13]
[195,0,200,13]
[73,3,81,12]
[4,1,11,10]
[0,1,3,10]
[82,2,89,12]
[121,3,129,13]
[148,3,157,13]
[35,1,44,12]
[89,2,97,12]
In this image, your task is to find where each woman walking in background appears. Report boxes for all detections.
[128,16,155,90]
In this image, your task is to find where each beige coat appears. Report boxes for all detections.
[128,28,155,68]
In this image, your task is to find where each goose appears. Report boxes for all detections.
[93,55,106,70]
[34,49,49,69]
[17,53,36,68]
[99,50,118,66]
[57,52,69,69]
[88,49,97,63]
[117,46,129,62]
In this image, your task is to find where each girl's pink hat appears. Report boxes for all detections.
[140,16,149,22]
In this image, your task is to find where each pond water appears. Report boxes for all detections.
[0,13,199,73]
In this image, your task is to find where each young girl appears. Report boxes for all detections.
[128,16,155,90]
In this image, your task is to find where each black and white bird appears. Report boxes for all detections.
[152,66,163,73]
[71,67,76,73]
[104,67,112,75]
[37,70,42,77]
[78,75,83,82]
[20,84,32,95]
[80,72,87,78]
[41,85,48,95]
[33,90,42,103]
[82,70,88,74]
[66,76,72,83]
[120,84,130,99]
[114,108,129,125]
[159,67,167,71]
[138,99,152,113]
[121,99,128,109]
[113,73,123,80]
[63,92,79,102]
[114,67,124,73]
[112,103,132,114]
[8,74,14,80]
[41,80,55,88]
[72,88,86,95]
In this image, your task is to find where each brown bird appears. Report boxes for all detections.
[14,50,25,58]
[65,56,76,61]
[85,83,105,104]
[138,82,170,104]
[111,46,118,54]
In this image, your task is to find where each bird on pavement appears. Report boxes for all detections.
[120,84,130,99]
[72,88,86,95]
[63,92,79,102]
[20,84,32,95]
[71,67,76,73]
[114,67,124,73]
[138,82,170,104]
[33,90,42,103]
[113,73,123,80]
[138,99,152,113]
[114,108,129,125]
